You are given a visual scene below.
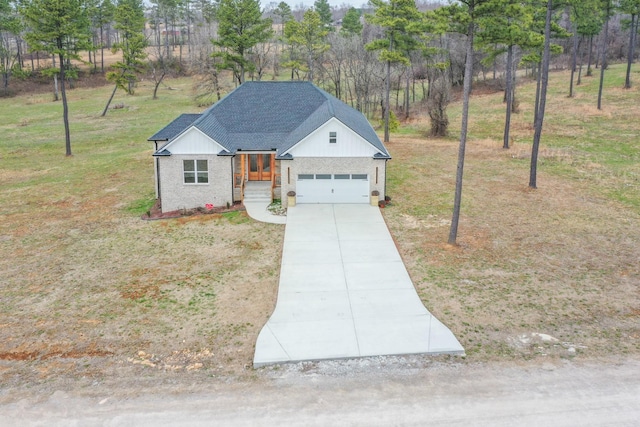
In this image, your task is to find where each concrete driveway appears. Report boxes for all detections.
[253,204,464,367]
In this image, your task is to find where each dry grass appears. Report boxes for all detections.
[384,135,639,360]
[0,65,638,395]
[0,206,284,385]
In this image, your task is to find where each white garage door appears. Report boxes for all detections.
[296,173,369,204]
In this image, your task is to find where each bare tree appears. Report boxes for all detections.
[426,68,450,137]
[324,32,348,99]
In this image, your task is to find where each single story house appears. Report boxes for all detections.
[148,81,391,213]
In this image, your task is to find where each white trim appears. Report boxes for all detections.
[162,127,226,155]
[296,173,369,203]
[282,117,384,158]
[182,158,210,185]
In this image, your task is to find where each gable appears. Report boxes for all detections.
[149,82,389,158]
[284,118,381,158]
[148,114,202,142]
[161,127,227,155]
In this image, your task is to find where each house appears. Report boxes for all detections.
[147,81,391,213]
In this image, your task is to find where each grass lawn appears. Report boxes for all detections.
[384,63,639,360]
[0,64,638,392]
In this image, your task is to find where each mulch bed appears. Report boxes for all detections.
[141,199,245,220]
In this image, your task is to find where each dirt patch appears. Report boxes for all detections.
[0,342,112,361]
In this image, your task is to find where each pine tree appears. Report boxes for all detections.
[213,0,273,84]
[0,0,22,93]
[365,0,423,143]
[477,0,537,149]
[273,1,293,35]
[314,0,333,28]
[340,7,363,36]
[597,0,615,110]
[437,0,491,245]
[620,0,640,88]
[20,0,92,156]
[102,0,147,115]
[284,9,329,82]
[94,0,116,73]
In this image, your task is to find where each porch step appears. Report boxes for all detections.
[244,182,272,204]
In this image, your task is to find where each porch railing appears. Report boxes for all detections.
[234,173,245,202]
[271,173,281,201]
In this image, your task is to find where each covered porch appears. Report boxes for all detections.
[234,152,281,203]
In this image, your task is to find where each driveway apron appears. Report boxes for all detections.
[254,204,464,367]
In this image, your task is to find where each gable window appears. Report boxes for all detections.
[183,159,208,184]
[329,131,337,144]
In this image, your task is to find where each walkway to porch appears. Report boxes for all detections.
[243,182,286,225]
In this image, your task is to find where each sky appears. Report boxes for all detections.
[261,0,370,10]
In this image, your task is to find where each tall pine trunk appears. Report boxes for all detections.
[503,44,513,149]
[102,84,118,117]
[534,60,542,125]
[58,51,72,156]
[404,66,410,120]
[383,59,390,143]
[569,23,578,97]
[578,36,584,85]
[597,9,610,110]
[624,14,636,89]
[52,54,59,101]
[448,18,475,245]
[586,35,594,76]
[530,0,553,189]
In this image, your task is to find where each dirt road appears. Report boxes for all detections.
[2,357,639,426]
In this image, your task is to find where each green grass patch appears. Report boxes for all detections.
[125,194,157,215]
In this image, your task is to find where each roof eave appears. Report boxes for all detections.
[153,148,172,157]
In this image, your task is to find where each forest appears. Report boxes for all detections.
[2,0,638,115]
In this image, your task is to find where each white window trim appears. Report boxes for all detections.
[183,159,209,185]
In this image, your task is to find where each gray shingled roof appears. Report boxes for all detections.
[150,81,390,158]
[148,113,202,142]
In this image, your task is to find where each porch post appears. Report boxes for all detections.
[270,153,275,182]
[240,154,245,182]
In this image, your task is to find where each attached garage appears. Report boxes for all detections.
[296,173,369,204]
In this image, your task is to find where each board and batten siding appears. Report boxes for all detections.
[162,127,226,155]
[285,118,380,158]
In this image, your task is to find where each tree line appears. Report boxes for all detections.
[1,0,638,243]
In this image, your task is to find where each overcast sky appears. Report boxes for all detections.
[261,0,370,10]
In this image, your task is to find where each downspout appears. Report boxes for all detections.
[154,141,161,200]
[384,159,388,199]
[230,155,235,204]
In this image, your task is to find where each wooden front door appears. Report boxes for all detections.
[248,154,273,181]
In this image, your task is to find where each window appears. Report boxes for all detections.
[334,174,350,180]
[315,174,331,179]
[183,159,208,184]
[298,174,314,180]
[351,174,368,180]
[329,131,337,144]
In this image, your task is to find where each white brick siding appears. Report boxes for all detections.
[158,154,233,213]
